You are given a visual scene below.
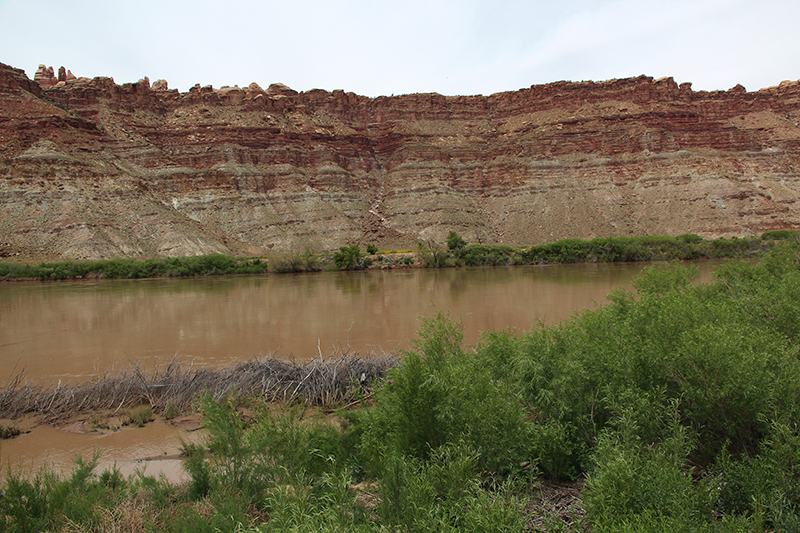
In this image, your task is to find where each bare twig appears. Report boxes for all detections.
[0,350,399,423]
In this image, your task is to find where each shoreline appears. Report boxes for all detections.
[1,231,794,282]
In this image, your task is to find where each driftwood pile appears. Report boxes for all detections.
[0,353,398,423]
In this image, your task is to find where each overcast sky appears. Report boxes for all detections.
[1,0,798,97]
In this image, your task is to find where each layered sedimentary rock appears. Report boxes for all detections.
[1,61,800,260]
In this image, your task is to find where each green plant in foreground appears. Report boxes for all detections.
[377,444,526,532]
[360,312,534,477]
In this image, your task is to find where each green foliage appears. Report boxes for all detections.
[446,230,467,252]
[459,243,517,266]
[180,440,212,498]
[360,312,533,476]
[377,444,526,532]
[0,473,50,532]
[0,424,20,439]
[0,254,271,280]
[0,233,780,282]
[0,452,120,533]
[197,394,262,494]
[517,242,800,477]
[163,400,180,420]
[712,420,800,530]
[584,401,703,526]
[416,241,450,268]
[632,261,697,296]
[258,470,372,532]
[507,240,800,528]
[334,245,364,270]
[761,229,799,240]
[519,234,767,264]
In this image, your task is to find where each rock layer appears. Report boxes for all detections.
[2,62,800,260]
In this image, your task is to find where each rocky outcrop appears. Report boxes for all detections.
[1,60,799,260]
[34,64,57,88]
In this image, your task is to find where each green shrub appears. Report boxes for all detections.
[446,231,466,252]
[180,440,212,499]
[761,229,799,240]
[334,245,363,270]
[516,241,800,480]
[197,395,260,493]
[459,244,516,266]
[377,444,525,533]
[416,241,450,268]
[712,420,800,529]
[584,401,703,527]
[0,424,20,439]
[0,453,117,533]
[0,472,50,532]
[360,312,533,476]
[259,470,371,532]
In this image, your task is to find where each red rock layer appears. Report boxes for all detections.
[1,61,799,260]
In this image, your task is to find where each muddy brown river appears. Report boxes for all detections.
[0,261,724,480]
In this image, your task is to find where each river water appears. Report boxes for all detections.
[0,260,724,479]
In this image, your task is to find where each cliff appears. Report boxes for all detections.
[2,61,799,260]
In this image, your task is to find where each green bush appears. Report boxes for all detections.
[761,229,799,240]
[584,400,704,527]
[360,312,533,476]
[377,444,525,532]
[0,453,120,533]
[459,244,516,266]
[518,234,765,265]
[334,245,364,270]
[712,421,800,529]
[446,231,466,252]
[0,254,271,280]
[416,241,450,268]
[515,241,800,483]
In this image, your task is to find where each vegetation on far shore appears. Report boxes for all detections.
[1,238,800,531]
[0,230,797,281]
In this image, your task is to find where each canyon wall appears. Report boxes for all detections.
[2,61,800,260]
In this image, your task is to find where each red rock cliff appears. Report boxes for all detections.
[1,62,799,260]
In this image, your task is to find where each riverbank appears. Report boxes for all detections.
[1,231,795,281]
[1,240,799,531]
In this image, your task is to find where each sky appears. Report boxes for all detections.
[1,0,798,97]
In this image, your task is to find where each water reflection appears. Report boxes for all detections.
[0,261,724,385]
